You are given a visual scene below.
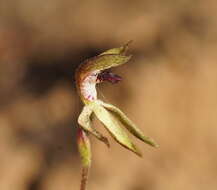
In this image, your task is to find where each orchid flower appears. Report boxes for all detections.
[75,42,158,190]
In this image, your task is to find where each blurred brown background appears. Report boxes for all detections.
[0,0,217,190]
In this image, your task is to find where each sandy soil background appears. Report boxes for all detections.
[0,0,217,190]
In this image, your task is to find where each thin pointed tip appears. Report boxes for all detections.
[131,144,143,157]
[146,141,159,148]
[153,143,159,148]
[125,40,133,46]
[105,140,110,148]
[99,136,110,148]
[148,140,159,148]
[135,151,143,158]
[140,136,159,148]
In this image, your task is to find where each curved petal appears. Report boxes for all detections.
[78,105,110,147]
[98,100,158,147]
[89,101,142,157]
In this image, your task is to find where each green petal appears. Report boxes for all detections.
[78,105,110,147]
[89,101,142,157]
[100,40,132,55]
[99,101,159,148]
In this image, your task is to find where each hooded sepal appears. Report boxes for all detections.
[98,100,158,148]
[100,40,132,56]
[89,101,142,157]
[78,105,110,147]
[84,41,132,74]
[84,54,132,73]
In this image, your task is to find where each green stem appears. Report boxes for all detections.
[80,167,89,190]
[77,128,91,190]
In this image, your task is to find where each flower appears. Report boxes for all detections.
[75,41,158,190]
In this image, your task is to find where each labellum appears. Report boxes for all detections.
[75,41,158,190]
[97,70,122,84]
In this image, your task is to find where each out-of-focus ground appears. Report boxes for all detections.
[0,0,217,190]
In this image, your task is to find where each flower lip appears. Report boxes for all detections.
[97,70,122,84]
